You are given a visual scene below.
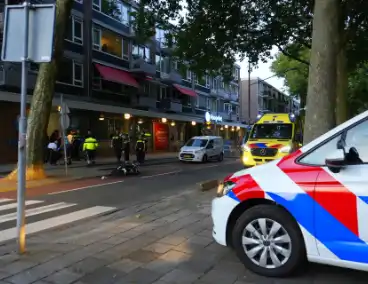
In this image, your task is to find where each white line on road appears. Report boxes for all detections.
[0,202,77,224]
[199,164,219,169]
[0,200,43,212]
[141,171,182,179]
[0,206,115,243]
[48,180,124,196]
[0,198,13,204]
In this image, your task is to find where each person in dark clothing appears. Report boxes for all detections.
[72,130,82,160]
[110,130,123,163]
[122,133,130,162]
[135,135,146,164]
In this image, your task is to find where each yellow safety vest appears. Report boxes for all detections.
[83,137,98,151]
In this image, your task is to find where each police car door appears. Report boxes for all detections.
[206,139,215,158]
[314,118,368,266]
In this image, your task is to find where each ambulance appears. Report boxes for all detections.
[212,110,368,277]
[242,113,303,167]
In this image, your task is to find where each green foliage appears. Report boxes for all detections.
[348,63,368,115]
[101,0,121,21]
[134,0,368,79]
[270,47,310,106]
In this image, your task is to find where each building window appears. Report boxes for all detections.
[205,75,210,87]
[172,60,178,70]
[132,45,150,62]
[155,55,161,71]
[186,69,191,81]
[57,57,83,87]
[224,103,232,113]
[92,26,129,60]
[195,96,199,108]
[232,67,239,80]
[155,28,166,44]
[206,98,210,110]
[65,16,83,44]
[157,86,167,100]
[93,0,130,26]
[160,57,169,73]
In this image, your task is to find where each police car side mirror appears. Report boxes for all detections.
[325,149,346,173]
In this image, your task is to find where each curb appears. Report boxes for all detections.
[198,179,219,191]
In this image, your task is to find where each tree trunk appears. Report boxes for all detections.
[6,0,73,181]
[303,0,339,144]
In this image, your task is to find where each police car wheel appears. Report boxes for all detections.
[202,154,208,163]
[218,153,224,162]
[232,205,306,277]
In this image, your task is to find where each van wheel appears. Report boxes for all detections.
[202,154,208,163]
[232,205,306,277]
[218,152,224,162]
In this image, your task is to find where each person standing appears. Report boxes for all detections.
[135,135,146,164]
[83,133,98,165]
[110,129,123,163]
[72,129,82,160]
[122,133,130,162]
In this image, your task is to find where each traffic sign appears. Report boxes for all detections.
[60,114,70,129]
[1,4,55,62]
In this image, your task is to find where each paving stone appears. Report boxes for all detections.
[127,249,161,263]
[143,243,175,254]
[159,268,202,283]
[44,268,83,284]
[68,257,107,275]
[101,236,130,245]
[108,258,143,273]
[0,260,38,275]
[158,250,191,265]
[187,236,213,246]
[0,254,20,266]
[159,235,187,246]
[197,229,212,238]
[199,269,238,284]
[77,266,125,284]
[0,272,10,281]
[119,267,162,284]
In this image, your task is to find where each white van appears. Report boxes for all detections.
[179,136,224,162]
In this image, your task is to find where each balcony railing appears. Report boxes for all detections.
[160,70,182,84]
[130,58,156,76]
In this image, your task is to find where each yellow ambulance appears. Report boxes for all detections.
[242,113,303,167]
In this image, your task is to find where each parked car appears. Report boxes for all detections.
[212,110,368,277]
[179,136,224,162]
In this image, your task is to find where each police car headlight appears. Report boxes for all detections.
[242,145,250,152]
[217,181,236,197]
[279,145,291,153]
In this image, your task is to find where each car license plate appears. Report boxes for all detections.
[184,155,191,158]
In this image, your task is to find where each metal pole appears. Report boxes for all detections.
[247,60,251,124]
[60,94,68,176]
[17,0,30,254]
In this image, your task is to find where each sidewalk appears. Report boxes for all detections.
[0,152,178,175]
[0,189,251,284]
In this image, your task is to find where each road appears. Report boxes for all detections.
[0,159,241,242]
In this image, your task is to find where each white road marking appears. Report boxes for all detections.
[0,198,13,204]
[0,202,77,224]
[141,171,182,179]
[48,180,124,196]
[0,206,115,243]
[0,200,43,212]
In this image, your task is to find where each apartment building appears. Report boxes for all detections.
[239,78,300,123]
[0,0,245,163]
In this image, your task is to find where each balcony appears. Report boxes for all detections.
[160,70,182,84]
[131,96,157,109]
[130,58,156,76]
[158,98,183,113]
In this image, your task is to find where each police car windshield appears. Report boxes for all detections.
[186,139,208,147]
[250,124,292,139]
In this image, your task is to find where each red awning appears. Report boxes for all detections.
[95,64,139,88]
[173,84,197,97]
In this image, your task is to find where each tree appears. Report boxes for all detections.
[270,48,309,108]
[6,0,74,181]
[136,0,368,141]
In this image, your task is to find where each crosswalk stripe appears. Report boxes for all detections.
[0,199,13,204]
[0,206,115,243]
[0,202,77,224]
[0,200,43,212]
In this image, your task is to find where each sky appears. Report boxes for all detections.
[236,46,286,93]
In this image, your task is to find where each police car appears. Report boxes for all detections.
[212,110,368,277]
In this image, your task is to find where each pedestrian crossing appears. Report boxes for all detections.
[0,198,116,243]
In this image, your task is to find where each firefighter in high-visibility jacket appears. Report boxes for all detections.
[83,135,99,165]
[135,136,146,164]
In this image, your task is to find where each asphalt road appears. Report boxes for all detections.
[40,159,241,208]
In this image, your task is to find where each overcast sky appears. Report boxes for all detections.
[236,46,286,93]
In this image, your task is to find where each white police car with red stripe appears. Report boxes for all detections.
[212,110,368,277]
